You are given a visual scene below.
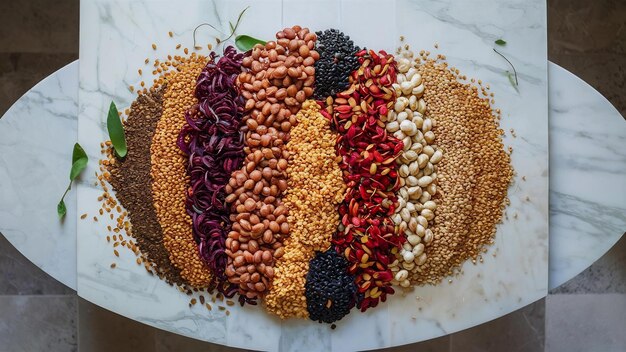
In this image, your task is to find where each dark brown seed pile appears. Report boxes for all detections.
[108,84,186,286]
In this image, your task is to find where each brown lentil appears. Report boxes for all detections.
[224,26,318,301]
[409,54,513,284]
[265,101,345,319]
[151,53,213,287]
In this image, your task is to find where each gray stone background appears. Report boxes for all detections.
[0,0,624,351]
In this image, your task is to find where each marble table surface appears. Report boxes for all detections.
[1,60,625,349]
[0,5,623,351]
[74,0,550,350]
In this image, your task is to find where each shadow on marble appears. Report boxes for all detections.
[449,299,545,352]
[551,234,626,294]
[0,235,74,295]
[0,295,77,352]
[0,52,78,115]
[0,0,78,54]
[78,298,155,352]
[548,0,626,116]
[546,294,626,352]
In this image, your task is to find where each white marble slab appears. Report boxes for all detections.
[76,0,549,350]
[0,0,620,350]
[548,64,626,289]
[1,59,624,348]
[0,62,78,290]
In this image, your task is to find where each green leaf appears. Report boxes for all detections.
[235,35,267,52]
[495,39,507,46]
[72,143,87,164]
[70,157,88,181]
[229,21,235,33]
[70,143,88,180]
[106,101,127,158]
[57,199,67,219]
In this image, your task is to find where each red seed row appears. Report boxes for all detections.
[320,49,405,311]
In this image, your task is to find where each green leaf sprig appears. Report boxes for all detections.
[493,48,519,90]
[58,143,89,218]
[235,35,267,52]
[193,6,250,48]
[495,39,507,46]
[106,101,127,158]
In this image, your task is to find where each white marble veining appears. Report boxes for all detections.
[0,0,621,351]
[76,0,548,350]
[2,60,621,295]
[548,64,626,289]
[1,57,624,348]
[0,62,78,290]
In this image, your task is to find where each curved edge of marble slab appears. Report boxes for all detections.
[0,61,78,290]
[548,64,626,289]
[0,60,623,347]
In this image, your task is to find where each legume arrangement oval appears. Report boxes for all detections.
[99,26,513,325]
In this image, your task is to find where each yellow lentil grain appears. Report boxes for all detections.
[151,54,213,287]
[265,101,346,319]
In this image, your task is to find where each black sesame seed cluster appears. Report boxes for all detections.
[313,29,360,99]
[305,250,359,324]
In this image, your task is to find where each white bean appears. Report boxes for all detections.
[412,114,424,129]
[424,200,437,210]
[404,150,418,161]
[423,163,434,176]
[400,208,411,222]
[417,153,429,168]
[417,216,428,228]
[424,229,433,244]
[409,95,418,110]
[403,136,412,150]
[424,131,435,143]
[427,183,437,195]
[430,149,442,164]
[400,120,415,133]
[417,176,433,187]
[399,164,409,178]
[407,234,421,246]
[422,118,432,133]
[401,81,414,95]
[416,224,426,236]
[395,270,409,282]
[423,145,435,156]
[421,208,435,220]
[412,243,425,257]
[417,253,427,265]
[410,143,422,154]
[417,99,426,114]
[403,251,415,262]
[387,121,399,132]
[406,175,419,187]
[412,84,425,96]
[408,161,419,175]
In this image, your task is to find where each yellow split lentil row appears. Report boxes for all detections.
[265,101,346,319]
[150,54,213,287]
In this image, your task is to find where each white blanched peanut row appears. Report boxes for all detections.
[386,49,441,287]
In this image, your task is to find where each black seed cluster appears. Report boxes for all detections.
[313,29,361,99]
[305,250,358,324]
